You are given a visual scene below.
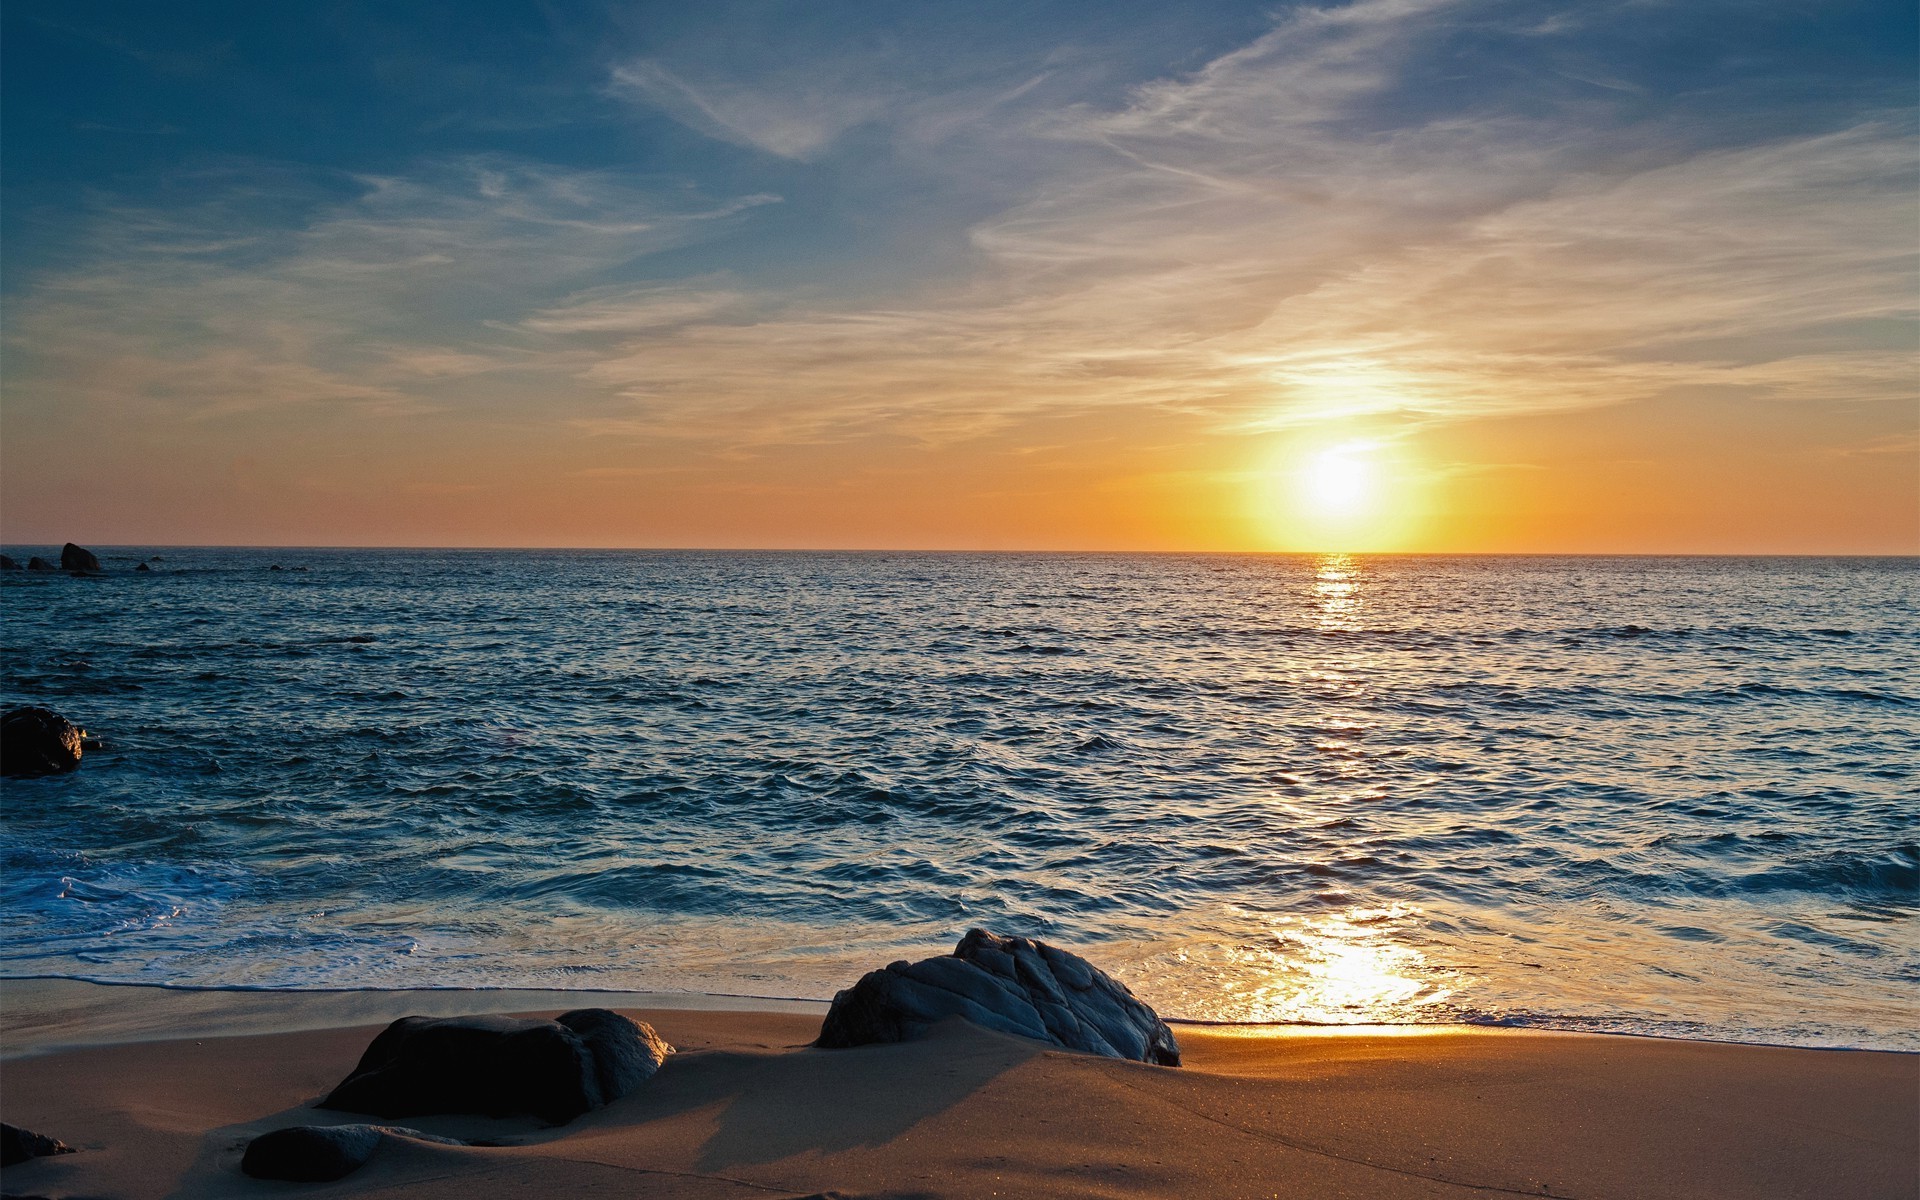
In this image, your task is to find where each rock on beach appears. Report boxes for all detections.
[1,1121,76,1167]
[817,928,1181,1065]
[241,1124,462,1182]
[320,1008,672,1124]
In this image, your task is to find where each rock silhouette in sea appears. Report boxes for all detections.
[241,1124,462,1182]
[60,543,102,573]
[26,557,56,571]
[136,562,151,571]
[817,928,1181,1066]
[0,554,19,570]
[1,1121,76,1167]
[1,706,89,777]
[320,1009,672,1124]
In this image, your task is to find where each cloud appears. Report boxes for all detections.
[518,285,748,336]
[559,0,1914,447]
[609,59,890,160]
[3,158,778,422]
[7,0,1913,468]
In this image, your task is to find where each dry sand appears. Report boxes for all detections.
[1,979,1913,1199]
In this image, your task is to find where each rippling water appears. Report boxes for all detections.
[2,549,1914,1048]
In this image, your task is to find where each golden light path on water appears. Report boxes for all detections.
[1125,553,1466,1026]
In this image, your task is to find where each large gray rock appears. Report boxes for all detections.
[1,1121,75,1167]
[241,1124,461,1182]
[60,543,102,573]
[320,1009,671,1124]
[1,707,88,777]
[817,929,1181,1066]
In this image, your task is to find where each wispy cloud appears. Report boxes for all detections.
[609,59,891,160]
[4,158,776,422]
[7,0,1913,469]
[557,0,1914,447]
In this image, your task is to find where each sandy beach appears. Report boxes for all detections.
[2,979,1912,1200]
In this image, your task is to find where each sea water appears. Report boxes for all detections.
[1,550,1913,1048]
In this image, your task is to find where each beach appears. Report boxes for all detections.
[3,979,1913,1199]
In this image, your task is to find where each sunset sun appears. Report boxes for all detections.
[1301,444,1376,517]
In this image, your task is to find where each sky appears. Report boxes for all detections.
[2,0,1914,552]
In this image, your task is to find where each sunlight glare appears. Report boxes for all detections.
[1302,444,1375,517]
[1246,431,1427,552]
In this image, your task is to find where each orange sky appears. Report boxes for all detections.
[6,385,1913,553]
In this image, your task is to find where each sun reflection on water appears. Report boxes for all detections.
[1312,552,1363,630]
[1165,904,1459,1025]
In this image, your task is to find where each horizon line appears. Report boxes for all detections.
[3,542,1915,559]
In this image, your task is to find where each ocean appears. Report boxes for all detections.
[1,549,1913,1049]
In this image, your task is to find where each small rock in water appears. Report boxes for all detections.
[320,1008,672,1124]
[0,554,19,570]
[1,706,89,777]
[26,556,56,571]
[135,562,151,571]
[817,928,1181,1065]
[1,1121,76,1167]
[240,1124,461,1182]
[60,543,102,573]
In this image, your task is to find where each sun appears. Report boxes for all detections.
[1245,434,1425,551]
[1300,443,1376,517]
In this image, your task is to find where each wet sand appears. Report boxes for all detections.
[2,979,1913,1199]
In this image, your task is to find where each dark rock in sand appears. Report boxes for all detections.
[1,707,88,777]
[0,555,18,570]
[60,543,101,573]
[556,1006,668,1104]
[240,1124,462,1182]
[320,1008,671,1124]
[817,928,1181,1066]
[26,557,56,571]
[1,1122,76,1167]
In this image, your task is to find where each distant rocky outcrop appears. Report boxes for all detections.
[61,543,102,573]
[0,555,19,570]
[136,562,151,571]
[1,707,88,777]
[817,929,1181,1066]
[241,1124,462,1182]
[1,1121,76,1167]
[26,557,56,571]
[320,1009,672,1124]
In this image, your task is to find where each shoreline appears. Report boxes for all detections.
[4,975,1911,1058]
[2,979,1914,1199]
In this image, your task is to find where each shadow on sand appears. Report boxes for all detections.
[688,1018,1045,1173]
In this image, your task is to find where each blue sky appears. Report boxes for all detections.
[2,1,1914,548]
